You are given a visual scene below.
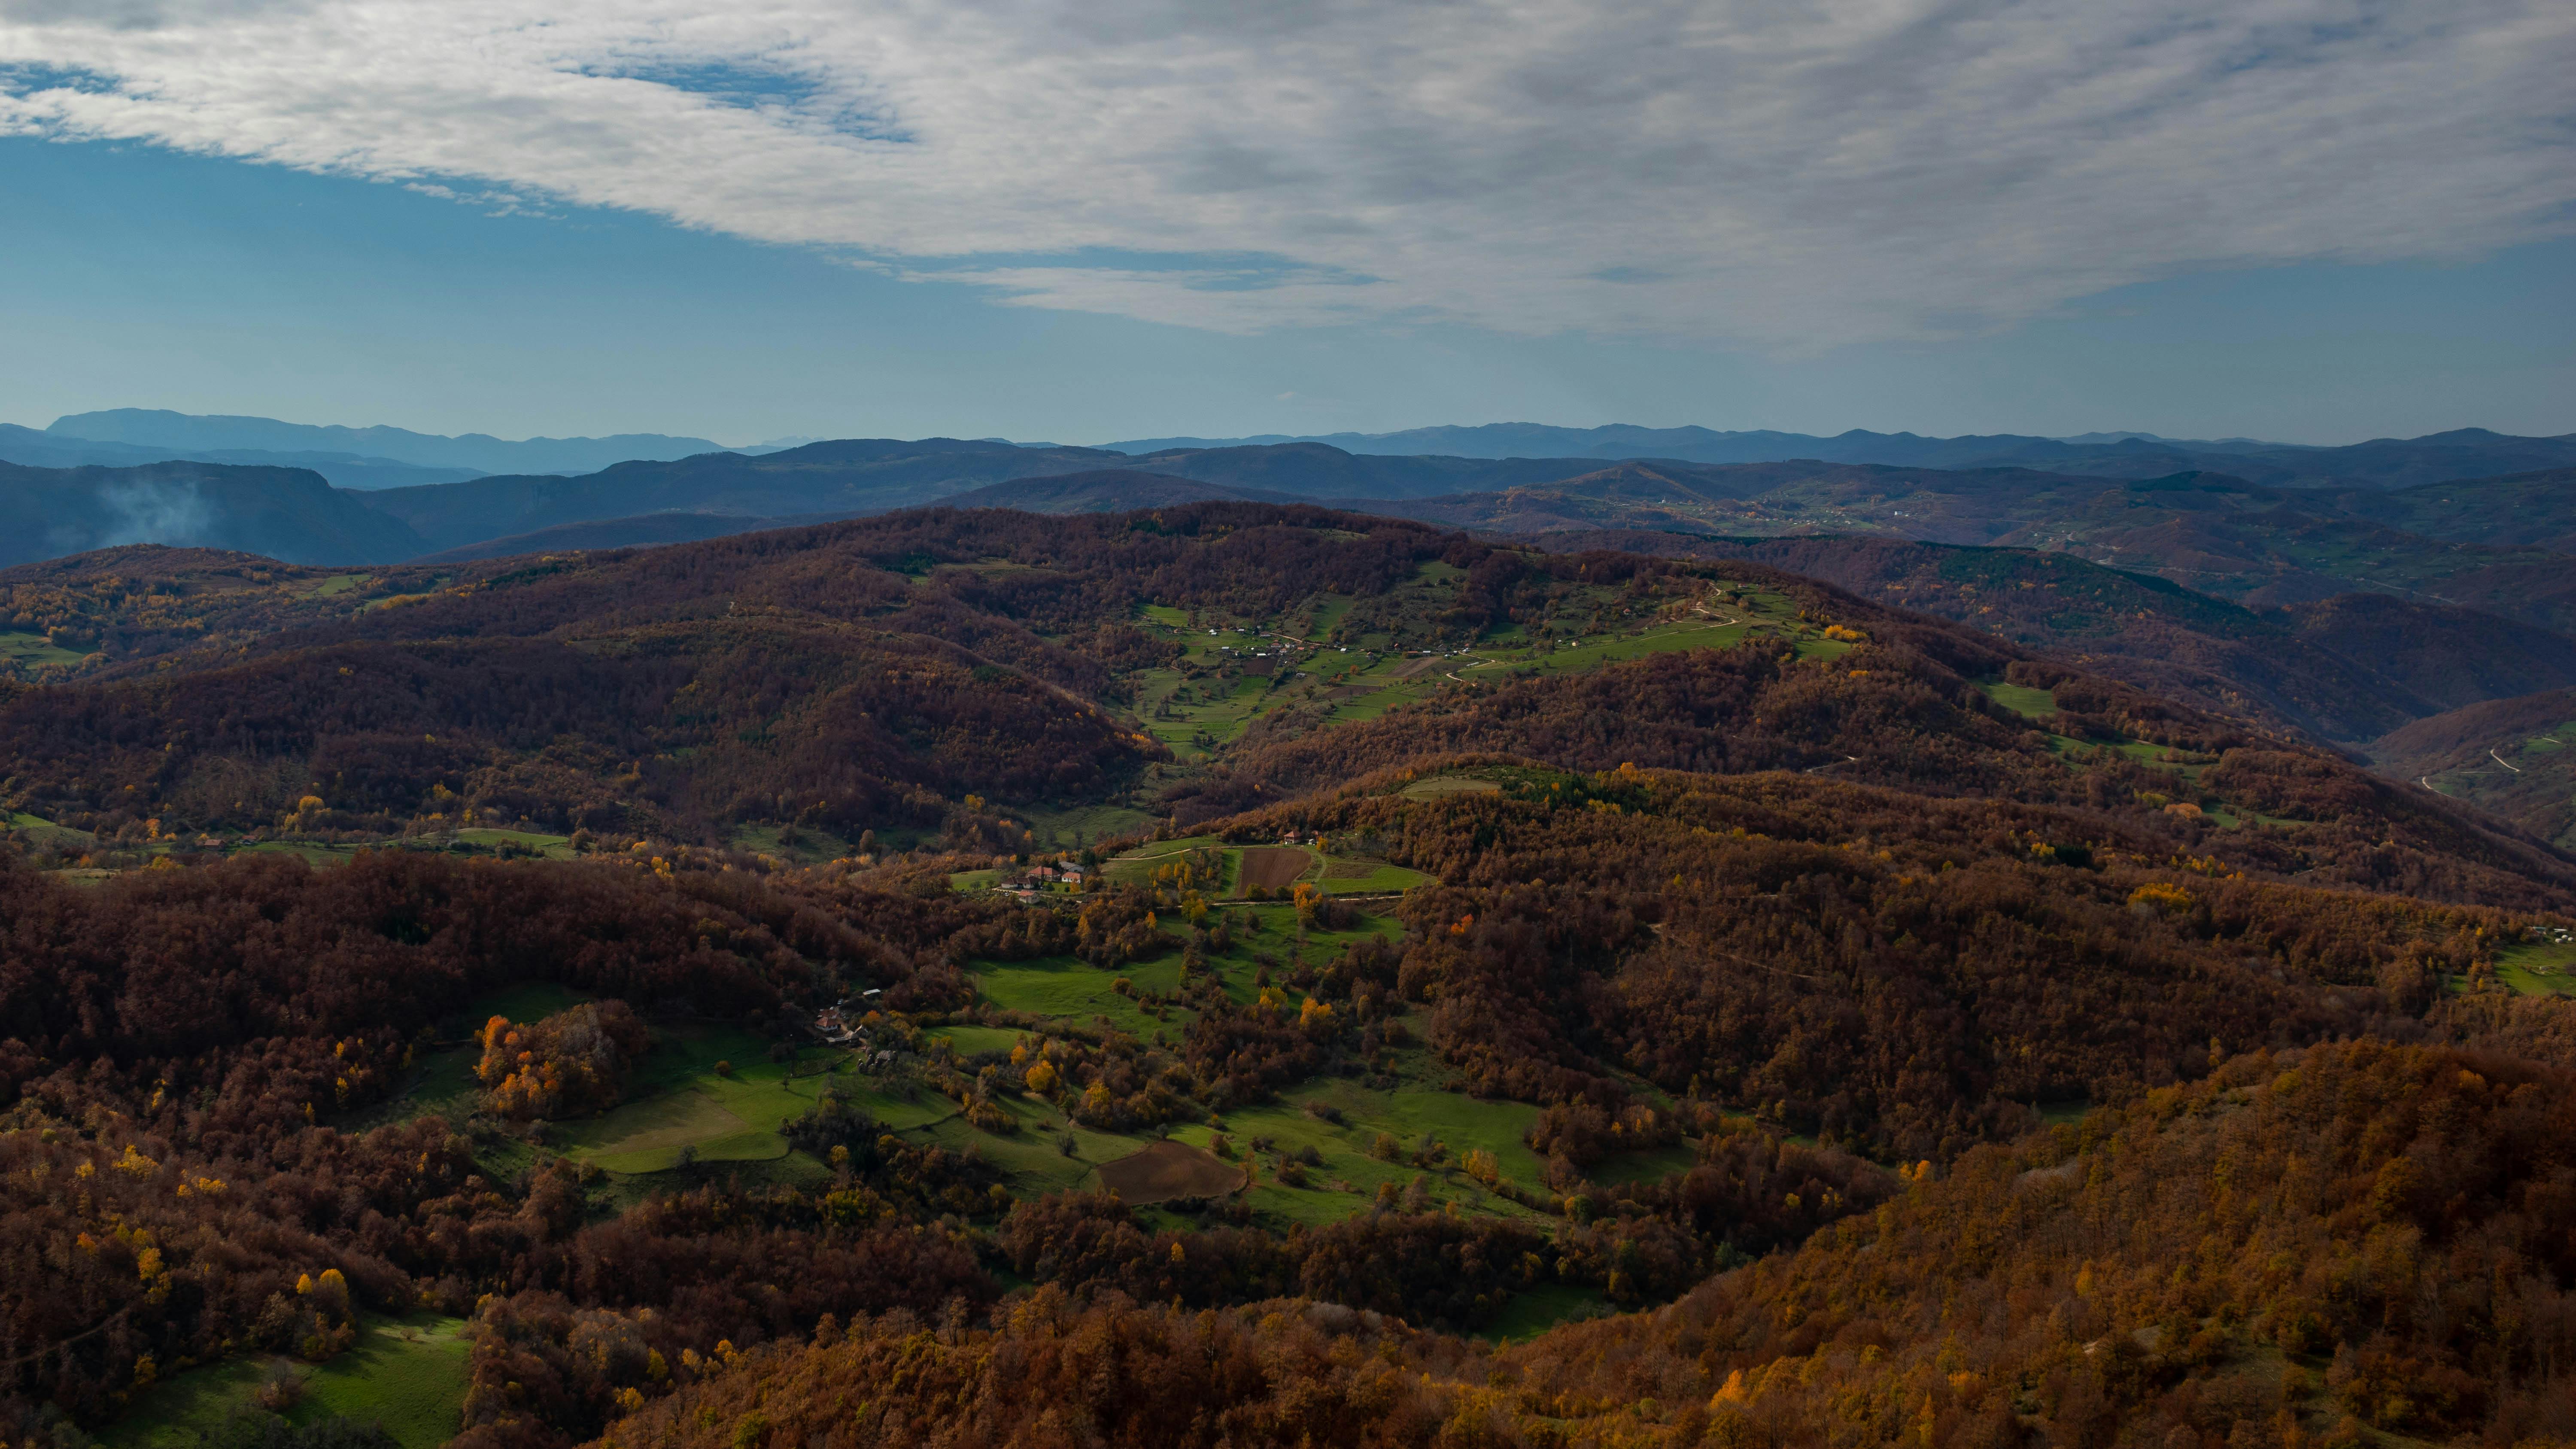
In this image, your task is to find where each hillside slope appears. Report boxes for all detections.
[1542,532,2576,744]
[2374,687,2576,849]
[0,459,425,568]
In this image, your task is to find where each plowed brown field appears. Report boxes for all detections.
[1238,846,1311,893]
[1095,1140,1246,1203]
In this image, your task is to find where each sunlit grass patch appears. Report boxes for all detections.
[2495,939,2576,998]
[1978,680,2060,718]
[105,1315,471,1449]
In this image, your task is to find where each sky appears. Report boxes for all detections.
[1,0,2571,447]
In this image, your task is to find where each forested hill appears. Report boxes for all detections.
[2374,686,2576,850]
[361,438,1136,554]
[8,501,2576,1449]
[4,503,2567,908]
[0,459,425,568]
[1542,531,2576,746]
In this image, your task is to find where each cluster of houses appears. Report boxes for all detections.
[1000,860,1088,902]
[812,990,887,1063]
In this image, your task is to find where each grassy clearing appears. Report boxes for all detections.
[6,809,97,851]
[1019,801,1156,851]
[1479,1284,1614,1343]
[1119,571,1818,761]
[2495,939,2576,998]
[726,823,853,865]
[929,1024,1028,1057]
[0,630,85,669]
[1315,859,1432,895]
[558,1026,850,1174]
[1978,680,2060,718]
[1161,1072,1552,1228]
[971,954,1186,1039]
[1106,836,1229,880]
[1400,775,1503,801]
[105,1316,471,1449]
[344,981,591,1135]
[306,573,369,598]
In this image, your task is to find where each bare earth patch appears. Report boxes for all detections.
[1238,846,1312,893]
[1095,1140,1247,1203]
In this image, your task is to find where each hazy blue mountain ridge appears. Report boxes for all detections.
[43,408,757,477]
[1095,423,2576,489]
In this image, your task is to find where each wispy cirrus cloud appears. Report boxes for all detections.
[1,0,2570,346]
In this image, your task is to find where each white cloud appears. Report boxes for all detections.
[1,0,2569,346]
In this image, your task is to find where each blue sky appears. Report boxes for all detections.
[2,1,2570,447]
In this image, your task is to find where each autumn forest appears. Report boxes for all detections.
[3,503,2574,1449]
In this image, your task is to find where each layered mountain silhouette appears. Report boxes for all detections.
[1099,422,2576,489]
[43,409,750,478]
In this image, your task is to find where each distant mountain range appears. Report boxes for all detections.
[0,409,782,491]
[1098,423,2576,490]
[0,428,2570,596]
[45,409,759,477]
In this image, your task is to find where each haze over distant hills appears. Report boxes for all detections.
[1100,422,2576,490]
[0,408,776,490]
[46,409,757,478]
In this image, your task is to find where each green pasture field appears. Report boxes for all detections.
[1479,1284,1614,1343]
[306,573,369,598]
[909,1091,1152,1198]
[953,900,1586,1230]
[971,902,1400,1024]
[929,1024,1029,1057]
[349,985,914,1179]
[1401,775,1503,801]
[235,841,360,864]
[1019,801,1156,851]
[1978,680,2060,718]
[0,630,85,669]
[6,809,97,851]
[105,1315,471,1449]
[2495,938,2576,998]
[948,868,1002,892]
[1119,567,1825,758]
[727,822,853,864]
[556,1025,860,1173]
[2519,723,2576,754]
[1159,1067,1555,1227]
[1104,838,1429,899]
[970,954,1191,1039]
[343,981,590,1134]
[1315,859,1432,895]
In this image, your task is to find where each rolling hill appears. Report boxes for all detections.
[1534,532,2576,745]
[0,459,425,569]
[12,500,2576,1449]
[2374,686,2576,849]
[361,438,1139,554]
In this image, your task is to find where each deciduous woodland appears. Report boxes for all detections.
[3,504,2574,1449]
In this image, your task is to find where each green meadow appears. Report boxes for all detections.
[104,1316,471,1449]
[2495,937,2576,998]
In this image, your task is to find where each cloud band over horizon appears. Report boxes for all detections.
[3,0,2571,349]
